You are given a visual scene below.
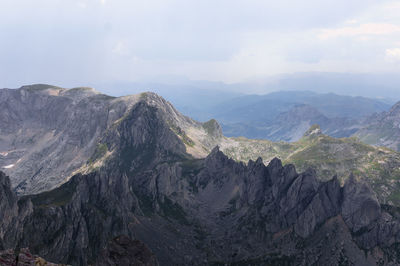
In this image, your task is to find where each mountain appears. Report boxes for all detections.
[355,101,400,152]
[245,72,400,99]
[88,79,396,143]
[188,90,390,142]
[91,80,244,122]
[213,90,392,121]
[2,85,400,265]
[0,84,220,194]
[220,125,400,206]
[1,85,399,205]
[90,80,394,142]
[222,104,360,141]
[2,147,400,265]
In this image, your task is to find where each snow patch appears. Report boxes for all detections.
[3,164,14,169]
[0,152,8,156]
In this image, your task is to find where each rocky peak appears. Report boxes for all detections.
[303,124,322,138]
[202,119,223,139]
[138,92,202,132]
[341,174,381,233]
[205,146,236,169]
[0,87,207,194]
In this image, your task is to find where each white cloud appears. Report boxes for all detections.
[0,0,399,87]
[319,23,400,39]
[386,48,400,62]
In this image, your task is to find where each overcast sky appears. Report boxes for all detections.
[1,0,400,88]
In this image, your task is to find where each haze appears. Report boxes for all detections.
[1,0,400,97]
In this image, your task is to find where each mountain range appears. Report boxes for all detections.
[89,78,400,146]
[2,84,400,265]
[355,102,400,152]
[186,90,394,142]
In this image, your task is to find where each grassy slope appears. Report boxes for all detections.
[221,133,400,206]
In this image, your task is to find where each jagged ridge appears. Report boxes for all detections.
[1,139,400,265]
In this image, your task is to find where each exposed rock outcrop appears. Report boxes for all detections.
[95,236,158,266]
[0,86,221,194]
[1,140,400,265]
[0,247,66,266]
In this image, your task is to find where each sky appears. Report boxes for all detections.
[1,0,400,88]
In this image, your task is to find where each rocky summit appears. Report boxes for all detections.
[1,86,400,265]
[0,85,220,194]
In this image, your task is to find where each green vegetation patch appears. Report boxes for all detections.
[28,177,78,208]
[169,124,195,147]
[88,143,108,164]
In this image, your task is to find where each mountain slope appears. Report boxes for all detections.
[222,104,359,141]
[220,125,400,206]
[1,85,399,208]
[213,90,391,122]
[2,147,400,265]
[355,101,400,152]
[1,87,400,265]
[205,90,388,141]
[0,85,220,194]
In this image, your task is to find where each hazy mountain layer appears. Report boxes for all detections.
[222,104,360,141]
[355,102,400,152]
[179,90,390,142]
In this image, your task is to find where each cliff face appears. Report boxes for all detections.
[0,86,220,195]
[2,86,400,265]
[0,85,132,194]
[2,125,400,265]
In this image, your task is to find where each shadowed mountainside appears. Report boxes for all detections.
[1,92,400,265]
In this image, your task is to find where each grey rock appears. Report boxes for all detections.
[342,174,381,233]
[95,235,158,266]
[1,88,400,265]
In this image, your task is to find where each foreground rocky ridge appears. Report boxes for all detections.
[1,96,400,265]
